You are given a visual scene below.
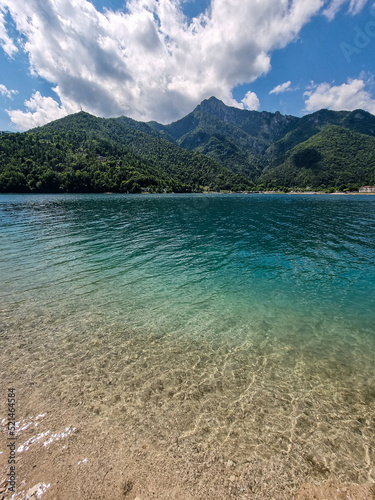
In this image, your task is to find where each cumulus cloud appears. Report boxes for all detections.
[241,91,260,110]
[7,91,68,130]
[304,78,375,113]
[269,80,292,95]
[0,0,372,129]
[0,83,17,98]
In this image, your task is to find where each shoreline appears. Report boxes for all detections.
[251,191,375,195]
[287,191,375,195]
[1,190,375,196]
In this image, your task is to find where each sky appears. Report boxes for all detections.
[0,0,375,131]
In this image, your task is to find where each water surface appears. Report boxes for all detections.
[1,193,374,487]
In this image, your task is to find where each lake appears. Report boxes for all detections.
[1,193,374,497]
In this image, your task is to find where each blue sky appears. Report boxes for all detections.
[1,0,375,131]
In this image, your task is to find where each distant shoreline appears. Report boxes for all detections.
[1,190,375,196]
[264,191,375,195]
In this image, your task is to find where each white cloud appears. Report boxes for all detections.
[0,83,17,98]
[7,91,68,130]
[0,0,372,129]
[323,0,368,19]
[0,5,18,56]
[269,80,292,95]
[241,91,260,110]
[304,78,375,113]
[348,0,369,14]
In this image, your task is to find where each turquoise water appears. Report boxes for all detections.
[1,193,375,485]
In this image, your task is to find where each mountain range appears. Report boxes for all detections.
[1,96,375,193]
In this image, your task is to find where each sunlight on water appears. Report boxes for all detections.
[1,193,375,486]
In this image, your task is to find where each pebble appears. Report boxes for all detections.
[229,475,237,482]
[226,460,235,468]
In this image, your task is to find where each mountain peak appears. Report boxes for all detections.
[195,96,226,113]
[199,96,225,105]
[195,96,243,122]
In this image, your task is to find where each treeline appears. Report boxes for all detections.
[0,130,174,193]
[0,113,251,193]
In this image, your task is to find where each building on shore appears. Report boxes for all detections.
[359,186,375,193]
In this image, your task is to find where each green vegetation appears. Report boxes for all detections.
[1,98,375,193]
[150,98,297,180]
[259,125,375,190]
[0,112,251,193]
[153,98,375,191]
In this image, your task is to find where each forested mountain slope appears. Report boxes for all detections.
[1,97,375,192]
[0,112,251,193]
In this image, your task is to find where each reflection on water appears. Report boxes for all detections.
[1,193,374,486]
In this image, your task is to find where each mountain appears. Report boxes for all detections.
[266,108,375,158]
[147,97,298,180]
[0,111,251,193]
[260,125,375,189]
[1,97,375,193]
[149,97,375,190]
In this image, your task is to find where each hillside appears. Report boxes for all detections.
[266,108,375,158]
[0,112,251,193]
[148,97,298,180]
[1,98,375,193]
[260,125,375,189]
[150,97,375,189]
[151,98,375,190]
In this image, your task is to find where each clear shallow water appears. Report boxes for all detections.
[1,193,375,485]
